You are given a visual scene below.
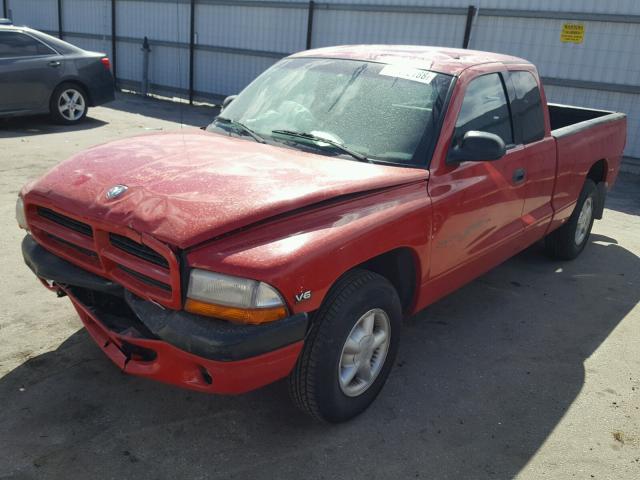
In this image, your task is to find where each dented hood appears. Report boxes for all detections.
[23,130,428,249]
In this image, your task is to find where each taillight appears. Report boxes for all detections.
[101,57,111,70]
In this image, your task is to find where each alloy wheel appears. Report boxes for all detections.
[58,89,86,122]
[338,308,391,397]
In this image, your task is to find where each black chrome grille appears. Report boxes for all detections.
[110,233,169,269]
[37,207,93,237]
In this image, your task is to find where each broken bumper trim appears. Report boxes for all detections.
[124,291,309,362]
[68,288,304,394]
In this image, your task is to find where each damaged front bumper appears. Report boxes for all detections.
[22,235,308,394]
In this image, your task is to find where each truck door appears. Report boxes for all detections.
[504,70,557,244]
[426,70,528,300]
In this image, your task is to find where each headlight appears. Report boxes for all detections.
[185,269,288,324]
[16,196,28,230]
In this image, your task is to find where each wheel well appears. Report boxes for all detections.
[587,159,607,184]
[356,248,418,314]
[50,80,93,108]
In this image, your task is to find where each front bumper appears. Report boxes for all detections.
[22,235,307,394]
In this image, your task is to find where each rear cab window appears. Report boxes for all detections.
[506,70,545,144]
[0,31,56,58]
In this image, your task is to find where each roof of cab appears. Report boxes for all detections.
[291,45,531,76]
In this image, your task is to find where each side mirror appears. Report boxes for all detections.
[448,131,506,163]
[221,95,237,111]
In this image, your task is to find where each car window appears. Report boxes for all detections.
[453,73,513,147]
[0,32,56,58]
[509,71,545,144]
[28,29,82,55]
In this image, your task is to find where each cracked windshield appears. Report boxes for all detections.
[211,57,452,165]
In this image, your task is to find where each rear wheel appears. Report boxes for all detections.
[545,179,597,260]
[50,83,88,124]
[288,269,402,423]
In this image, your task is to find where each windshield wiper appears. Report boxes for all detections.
[214,117,266,144]
[271,130,371,163]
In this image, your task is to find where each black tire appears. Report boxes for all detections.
[544,179,597,260]
[50,83,89,125]
[288,269,402,423]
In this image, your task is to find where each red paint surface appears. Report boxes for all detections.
[292,45,527,76]
[21,46,626,393]
[22,131,426,249]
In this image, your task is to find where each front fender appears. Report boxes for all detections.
[185,182,432,314]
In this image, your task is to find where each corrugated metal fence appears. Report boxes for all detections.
[3,0,639,159]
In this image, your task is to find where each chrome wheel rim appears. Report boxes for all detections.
[338,308,391,397]
[575,197,593,245]
[58,89,86,121]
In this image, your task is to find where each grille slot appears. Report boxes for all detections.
[117,266,171,291]
[109,234,169,269]
[47,234,97,257]
[37,207,93,237]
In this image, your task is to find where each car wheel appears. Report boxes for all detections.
[288,269,402,423]
[50,83,89,124]
[544,179,597,260]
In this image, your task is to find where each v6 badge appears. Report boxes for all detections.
[295,290,311,303]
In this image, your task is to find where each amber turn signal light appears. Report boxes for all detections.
[185,299,288,325]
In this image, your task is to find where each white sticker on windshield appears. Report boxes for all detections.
[379,65,436,85]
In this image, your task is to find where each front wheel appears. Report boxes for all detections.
[288,269,402,423]
[544,179,597,260]
[50,83,89,124]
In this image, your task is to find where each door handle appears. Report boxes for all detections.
[512,168,526,184]
[48,61,61,67]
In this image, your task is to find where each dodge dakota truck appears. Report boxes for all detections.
[17,45,626,422]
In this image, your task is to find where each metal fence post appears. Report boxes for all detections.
[141,36,151,95]
[57,0,63,39]
[2,0,7,19]
[462,5,477,49]
[189,0,196,104]
[306,0,314,50]
[111,0,117,87]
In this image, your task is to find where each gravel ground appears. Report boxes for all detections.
[1,93,638,480]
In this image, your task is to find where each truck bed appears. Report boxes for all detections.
[547,103,627,232]
[549,103,625,137]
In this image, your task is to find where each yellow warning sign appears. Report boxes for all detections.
[561,23,585,44]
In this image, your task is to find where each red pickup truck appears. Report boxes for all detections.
[18,46,626,422]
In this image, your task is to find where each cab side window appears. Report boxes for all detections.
[509,71,545,144]
[453,73,513,148]
[0,32,55,59]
